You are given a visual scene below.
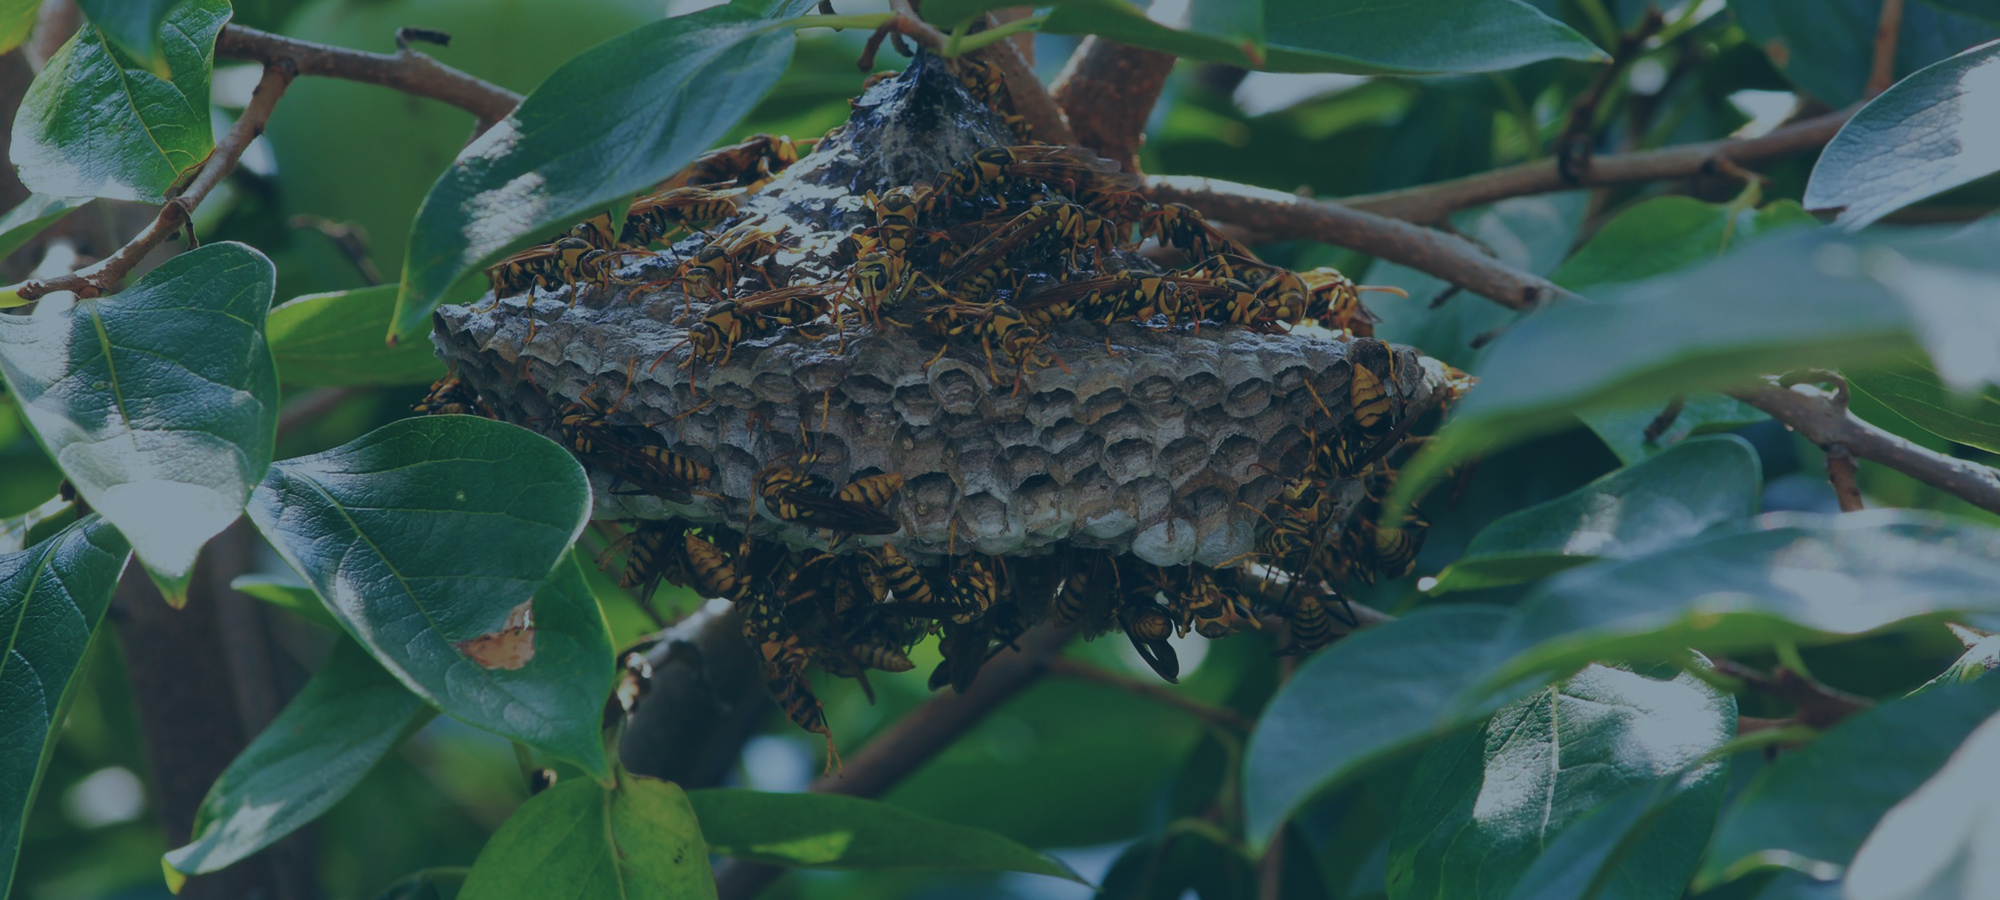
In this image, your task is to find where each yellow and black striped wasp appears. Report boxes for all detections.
[656,133,802,192]
[1139,202,1253,261]
[619,186,746,247]
[413,376,494,418]
[665,283,839,372]
[551,389,715,505]
[943,145,1142,208]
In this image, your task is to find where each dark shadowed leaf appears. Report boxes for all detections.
[1732,0,2000,107]
[1842,705,2000,900]
[1389,664,1734,900]
[0,516,131,900]
[1096,822,1258,899]
[11,0,225,203]
[1037,0,1602,72]
[395,2,807,338]
[375,869,466,900]
[0,196,90,276]
[230,573,342,631]
[75,0,194,72]
[1700,676,2000,888]
[0,242,278,603]
[1579,394,1770,465]
[164,639,434,877]
[1485,511,2000,689]
[1805,40,2000,229]
[268,286,446,386]
[246,416,610,775]
[458,776,714,900]
[1244,604,1525,848]
[1428,436,1762,593]
[688,789,1083,880]
[1391,221,2000,507]
[1849,354,2000,453]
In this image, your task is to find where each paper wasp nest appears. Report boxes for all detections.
[430,53,1456,569]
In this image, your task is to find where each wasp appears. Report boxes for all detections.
[1299,267,1405,337]
[1351,351,1397,441]
[621,186,745,247]
[1122,603,1180,683]
[1342,491,1428,584]
[413,376,493,418]
[1284,593,1337,654]
[1178,571,1259,639]
[1140,202,1252,261]
[871,544,939,609]
[943,201,1109,296]
[756,464,905,538]
[929,617,992,694]
[617,519,693,611]
[943,557,999,624]
[1051,551,1111,627]
[944,145,1141,207]
[487,236,602,297]
[922,302,1064,391]
[658,133,801,191]
[667,284,837,372]
[683,533,748,601]
[863,185,939,255]
[551,393,715,505]
[673,220,786,303]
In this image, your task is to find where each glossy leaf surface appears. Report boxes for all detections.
[1805,40,2000,229]
[689,789,1083,880]
[165,639,433,876]
[0,517,131,900]
[247,417,609,775]
[1850,356,2000,454]
[0,242,278,601]
[268,286,446,387]
[11,0,225,202]
[75,0,193,71]
[1843,704,2000,900]
[458,776,714,900]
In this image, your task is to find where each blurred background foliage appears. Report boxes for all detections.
[6,0,1997,897]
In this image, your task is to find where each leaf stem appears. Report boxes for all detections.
[947,15,1048,57]
[788,12,895,32]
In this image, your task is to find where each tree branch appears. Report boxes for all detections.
[215,25,520,128]
[1554,9,1665,182]
[19,63,296,301]
[1051,37,1176,173]
[1147,175,1577,310]
[888,0,1075,144]
[1734,381,2000,516]
[1047,657,1253,731]
[714,624,1074,899]
[1341,108,1856,225]
[1867,0,1906,97]
[1712,657,1872,729]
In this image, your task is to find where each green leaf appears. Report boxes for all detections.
[1039,0,1603,73]
[1849,354,2000,453]
[0,516,132,900]
[1927,627,2000,688]
[1097,823,1258,899]
[396,3,801,339]
[75,0,193,72]
[1244,604,1524,848]
[1700,676,2000,888]
[230,573,343,631]
[268,286,447,387]
[0,242,279,602]
[688,789,1084,881]
[1502,767,1728,900]
[1733,0,2000,108]
[1579,393,1770,465]
[246,417,610,775]
[1550,198,1817,291]
[459,776,715,900]
[0,495,74,555]
[377,869,468,900]
[1428,436,1762,593]
[0,196,90,266]
[164,639,434,877]
[11,0,227,203]
[1486,511,2000,689]
[1841,704,2000,900]
[1389,664,1734,900]
[0,0,37,56]
[1805,40,2000,229]
[1390,222,2000,508]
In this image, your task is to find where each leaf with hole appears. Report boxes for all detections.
[1243,604,1526,848]
[689,789,1084,880]
[0,516,132,900]
[1849,353,2000,454]
[11,0,226,203]
[246,416,610,776]
[164,639,434,878]
[1699,675,2000,889]
[0,241,279,603]
[395,1,810,339]
[1484,511,2000,690]
[1805,40,2000,229]
[269,286,446,387]
[458,776,713,900]
[1427,436,1762,594]
[1389,664,1734,900]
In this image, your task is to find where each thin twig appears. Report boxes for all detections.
[1047,658,1254,731]
[1734,381,2000,516]
[1051,37,1176,173]
[215,25,519,130]
[1825,444,1865,512]
[1867,0,1906,97]
[288,215,383,286]
[276,387,359,440]
[1555,10,1666,182]
[713,624,1074,899]
[19,63,297,301]
[1146,176,1576,311]
[1342,108,1856,224]
[1712,658,1872,729]
[887,0,1075,144]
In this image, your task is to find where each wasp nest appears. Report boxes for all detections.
[429,50,1467,746]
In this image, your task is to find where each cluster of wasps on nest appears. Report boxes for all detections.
[419,54,1455,767]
